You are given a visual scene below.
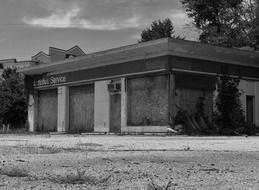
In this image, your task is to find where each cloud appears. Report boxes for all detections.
[21,0,198,39]
[23,5,141,30]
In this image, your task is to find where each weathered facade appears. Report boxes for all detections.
[20,38,259,133]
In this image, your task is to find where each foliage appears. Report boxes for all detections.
[139,18,184,43]
[256,0,259,48]
[0,67,27,128]
[213,75,246,135]
[181,0,257,48]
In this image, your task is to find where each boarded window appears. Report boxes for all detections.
[127,75,168,126]
[69,84,94,133]
[38,89,58,132]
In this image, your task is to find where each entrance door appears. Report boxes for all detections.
[246,95,254,124]
[69,84,94,133]
[110,93,121,133]
[38,89,58,132]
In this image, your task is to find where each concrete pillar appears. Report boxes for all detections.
[121,78,127,128]
[57,86,69,132]
[94,80,110,132]
[28,94,37,132]
[239,80,246,114]
[168,74,176,126]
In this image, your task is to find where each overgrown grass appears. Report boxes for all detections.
[0,166,30,177]
[38,145,63,154]
[147,178,175,190]
[0,127,29,134]
[49,168,111,185]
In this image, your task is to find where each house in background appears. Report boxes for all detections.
[31,45,86,64]
[0,45,85,82]
[0,58,35,76]
[19,38,259,133]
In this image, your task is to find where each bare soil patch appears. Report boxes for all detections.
[0,135,259,189]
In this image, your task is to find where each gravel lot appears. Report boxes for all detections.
[0,134,259,189]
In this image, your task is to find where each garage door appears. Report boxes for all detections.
[69,84,94,133]
[38,89,58,132]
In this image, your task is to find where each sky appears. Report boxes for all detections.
[0,0,199,61]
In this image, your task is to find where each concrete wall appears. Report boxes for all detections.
[239,80,259,126]
[94,80,110,132]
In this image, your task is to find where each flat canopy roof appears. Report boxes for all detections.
[20,38,259,75]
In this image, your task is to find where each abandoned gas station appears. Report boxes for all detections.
[20,38,259,133]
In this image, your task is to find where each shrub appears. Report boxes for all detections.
[0,68,27,128]
[214,75,246,135]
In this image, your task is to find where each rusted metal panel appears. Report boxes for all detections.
[110,93,121,132]
[127,74,169,126]
[69,84,94,133]
[37,89,57,132]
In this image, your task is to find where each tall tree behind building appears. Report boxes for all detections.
[138,18,184,43]
[0,68,27,128]
[181,0,257,48]
[256,0,259,49]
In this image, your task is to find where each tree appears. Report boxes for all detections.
[181,0,257,48]
[255,0,259,49]
[0,68,27,128]
[214,75,246,135]
[139,18,184,43]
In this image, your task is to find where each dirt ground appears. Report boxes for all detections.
[0,134,259,190]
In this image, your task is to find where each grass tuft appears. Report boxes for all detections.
[0,166,30,177]
[49,168,111,185]
[147,178,174,190]
[38,145,62,154]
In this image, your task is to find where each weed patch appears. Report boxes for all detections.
[49,169,111,185]
[0,167,30,177]
[147,178,175,190]
[38,145,63,154]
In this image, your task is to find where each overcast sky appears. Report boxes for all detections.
[0,0,199,60]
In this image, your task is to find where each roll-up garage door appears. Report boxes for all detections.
[38,89,58,132]
[69,84,94,133]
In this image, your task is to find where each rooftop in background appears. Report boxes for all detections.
[0,59,34,70]
[0,45,86,74]
[31,45,86,64]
